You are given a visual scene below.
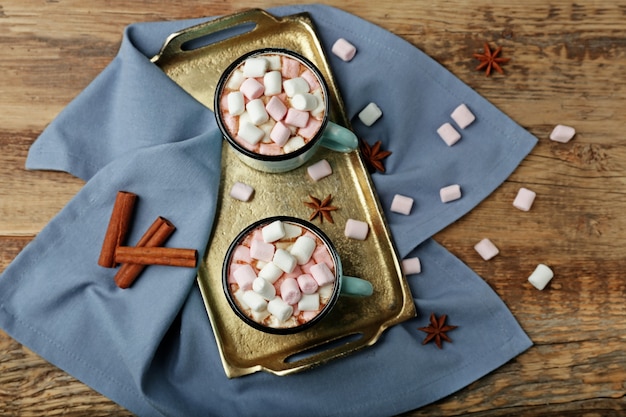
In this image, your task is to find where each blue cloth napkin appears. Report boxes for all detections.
[0,4,536,416]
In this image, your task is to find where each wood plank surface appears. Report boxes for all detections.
[2,0,626,415]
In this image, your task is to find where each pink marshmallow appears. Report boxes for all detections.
[298,118,322,139]
[310,263,335,286]
[549,124,576,143]
[344,219,369,240]
[450,104,476,129]
[265,96,287,121]
[239,77,265,100]
[284,108,310,128]
[331,38,357,62]
[312,246,334,270]
[474,238,499,261]
[231,245,252,263]
[258,143,283,155]
[297,273,319,294]
[437,122,461,146]
[513,187,536,211]
[270,122,292,147]
[249,239,275,263]
[233,264,257,291]
[440,184,462,203]
[229,181,254,202]
[300,69,321,90]
[307,159,332,181]
[281,56,301,78]
[390,194,414,215]
[402,257,421,275]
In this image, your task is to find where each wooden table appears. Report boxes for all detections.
[2,1,625,415]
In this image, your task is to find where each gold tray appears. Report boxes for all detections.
[151,8,416,377]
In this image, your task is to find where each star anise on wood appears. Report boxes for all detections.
[360,139,392,173]
[418,313,458,349]
[473,42,510,76]
[304,194,338,224]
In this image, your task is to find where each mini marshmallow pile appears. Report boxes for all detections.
[228,220,337,329]
[219,53,326,156]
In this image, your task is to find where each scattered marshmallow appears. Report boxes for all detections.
[450,104,476,129]
[358,102,382,126]
[332,38,357,61]
[440,184,462,203]
[307,159,333,181]
[253,276,276,300]
[344,219,369,240]
[273,248,297,273]
[528,264,554,290]
[262,220,285,243]
[437,122,461,146]
[474,238,499,261]
[549,124,576,143]
[390,194,414,215]
[229,181,254,202]
[298,293,320,311]
[513,187,536,211]
[402,257,421,275]
[267,298,294,322]
[290,235,316,265]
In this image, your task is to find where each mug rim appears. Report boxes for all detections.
[214,48,331,163]
[222,215,342,335]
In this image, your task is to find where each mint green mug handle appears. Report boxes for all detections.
[340,276,374,297]
[319,121,358,153]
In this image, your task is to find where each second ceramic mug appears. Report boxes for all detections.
[214,48,358,173]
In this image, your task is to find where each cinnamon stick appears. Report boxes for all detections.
[98,191,137,268]
[114,216,176,289]
[114,246,197,268]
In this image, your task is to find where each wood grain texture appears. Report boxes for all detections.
[1,0,626,415]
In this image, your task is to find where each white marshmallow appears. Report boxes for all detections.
[253,277,276,300]
[450,104,476,129]
[291,93,319,111]
[298,293,320,312]
[474,238,499,261]
[283,77,310,97]
[344,219,369,240]
[242,290,268,312]
[263,70,282,96]
[307,159,332,181]
[311,90,326,118]
[283,223,303,239]
[237,122,265,145]
[229,181,254,202]
[528,264,554,290]
[273,248,297,273]
[402,257,421,275]
[550,124,576,143]
[258,262,283,283]
[262,220,285,242]
[440,184,462,203]
[358,102,382,126]
[242,57,269,78]
[265,55,281,70]
[310,262,335,286]
[513,187,536,211]
[227,91,245,116]
[332,38,357,62]
[283,136,306,154]
[225,69,245,90]
[280,277,302,305]
[267,298,294,322]
[290,235,316,265]
[246,99,269,126]
[437,122,461,146]
[390,194,414,215]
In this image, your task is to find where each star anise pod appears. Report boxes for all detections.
[304,194,338,224]
[473,42,510,76]
[418,313,458,349]
[360,139,392,173]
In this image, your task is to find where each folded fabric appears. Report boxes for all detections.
[0,4,536,417]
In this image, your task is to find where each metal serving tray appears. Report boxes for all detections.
[151,8,415,378]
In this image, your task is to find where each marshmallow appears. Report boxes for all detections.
[263,70,282,96]
[550,124,576,143]
[229,181,254,202]
[290,235,316,265]
[281,57,300,78]
[258,262,283,283]
[311,90,326,118]
[300,69,321,91]
[284,108,310,128]
[269,122,291,147]
[283,136,306,154]
[437,122,461,146]
[298,293,320,312]
[297,273,319,294]
[451,104,476,129]
[253,276,276,300]
[402,257,421,275]
[291,93,319,111]
[262,220,285,242]
[307,159,332,181]
[242,57,269,78]
[227,91,245,116]
[332,38,357,62]
[440,184,462,203]
[358,102,382,126]
[283,77,310,97]
[474,238,499,261]
[225,69,245,90]
[246,99,269,126]
[528,264,554,290]
[280,277,302,305]
[273,248,297,273]
[310,262,335,286]
[265,96,288,121]
[513,187,536,211]
[299,118,323,140]
[390,194,414,215]
[344,218,369,240]
[283,223,304,239]
[249,239,275,263]
[233,264,257,291]
[237,122,265,146]
[267,298,294,322]
[239,77,265,100]
[312,245,334,269]
[231,245,251,263]
[242,290,268,312]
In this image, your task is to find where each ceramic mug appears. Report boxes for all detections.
[222,216,373,335]
[214,48,358,173]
